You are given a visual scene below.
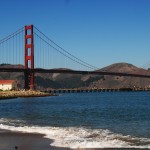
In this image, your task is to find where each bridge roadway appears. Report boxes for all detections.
[0,67,150,78]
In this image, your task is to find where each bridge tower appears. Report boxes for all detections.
[24,25,34,90]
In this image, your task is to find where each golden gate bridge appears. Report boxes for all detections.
[0,25,150,90]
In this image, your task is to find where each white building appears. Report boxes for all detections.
[0,80,15,91]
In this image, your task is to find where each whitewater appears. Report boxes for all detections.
[0,92,150,148]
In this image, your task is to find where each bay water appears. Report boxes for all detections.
[0,92,150,148]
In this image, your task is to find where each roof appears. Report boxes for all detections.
[0,80,15,84]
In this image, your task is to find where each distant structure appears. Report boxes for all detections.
[0,80,15,91]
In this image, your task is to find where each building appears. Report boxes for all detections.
[0,80,15,91]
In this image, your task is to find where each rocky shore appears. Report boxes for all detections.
[0,90,55,100]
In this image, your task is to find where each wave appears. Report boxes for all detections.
[0,118,150,149]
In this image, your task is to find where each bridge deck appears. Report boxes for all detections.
[0,68,150,78]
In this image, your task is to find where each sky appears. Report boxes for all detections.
[0,0,150,69]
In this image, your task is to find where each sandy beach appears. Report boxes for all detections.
[0,129,149,150]
[0,129,70,150]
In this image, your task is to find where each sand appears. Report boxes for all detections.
[0,129,149,150]
[0,129,70,150]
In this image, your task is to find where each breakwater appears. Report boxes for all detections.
[0,90,55,100]
[48,87,150,93]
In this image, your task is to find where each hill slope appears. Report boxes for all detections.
[89,63,150,88]
[0,63,150,89]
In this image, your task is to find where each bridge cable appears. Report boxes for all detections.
[34,32,96,70]
[0,27,24,65]
[0,27,24,45]
[34,26,99,70]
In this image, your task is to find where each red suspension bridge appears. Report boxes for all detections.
[0,25,150,90]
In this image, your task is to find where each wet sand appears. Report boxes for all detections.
[0,129,70,150]
[80,148,150,150]
[0,129,149,150]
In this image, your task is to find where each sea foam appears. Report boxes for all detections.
[0,118,150,149]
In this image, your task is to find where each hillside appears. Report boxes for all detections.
[88,63,150,89]
[0,63,150,89]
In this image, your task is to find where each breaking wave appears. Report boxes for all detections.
[0,118,150,149]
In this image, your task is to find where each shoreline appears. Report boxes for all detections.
[0,129,70,150]
[0,90,56,100]
[0,129,149,150]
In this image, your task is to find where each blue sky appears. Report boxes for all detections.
[0,0,150,68]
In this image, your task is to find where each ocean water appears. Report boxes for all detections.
[0,92,150,148]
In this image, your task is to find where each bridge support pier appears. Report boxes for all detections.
[24,25,34,90]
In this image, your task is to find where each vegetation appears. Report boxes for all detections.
[1,63,150,89]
